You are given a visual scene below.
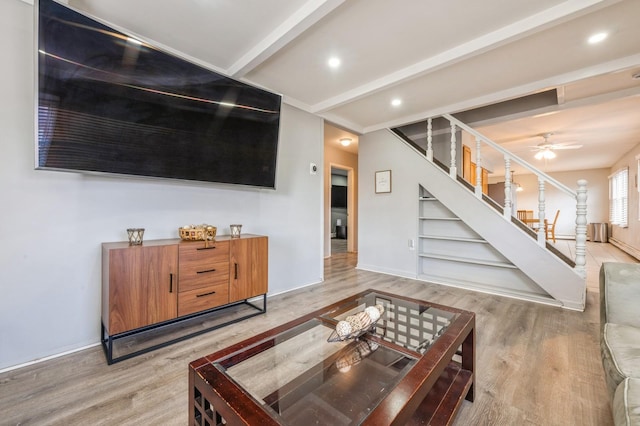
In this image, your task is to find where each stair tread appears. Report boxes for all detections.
[418,253,517,269]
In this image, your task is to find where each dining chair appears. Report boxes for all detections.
[517,210,533,222]
[544,210,560,243]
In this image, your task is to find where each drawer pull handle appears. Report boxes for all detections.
[196,246,217,251]
[196,290,217,298]
[169,273,174,293]
[197,268,217,274]
[234,263,238,279]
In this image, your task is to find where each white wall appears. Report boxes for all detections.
[358,130,418,278]
[491,169,610,238]
[610,141,640,252]
[0,0,323,370]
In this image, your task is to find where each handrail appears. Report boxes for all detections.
[443,113,577,198]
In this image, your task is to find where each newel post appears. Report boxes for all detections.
[426,118,433,161]
[575,179,588,277]
[449,122,457,178]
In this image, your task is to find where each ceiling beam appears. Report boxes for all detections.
[362,53,640,134]
[311,0,616,114]
[228,0,346,78]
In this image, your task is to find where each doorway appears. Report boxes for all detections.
[324,122,358,258]
[331,167,349,254]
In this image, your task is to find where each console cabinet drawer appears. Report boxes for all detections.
[179,240,230,292]
[178,283,229,317]
[179,240,229,265]
[179,261,229,293]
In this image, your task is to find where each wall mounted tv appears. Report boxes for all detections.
[36,0,281,188]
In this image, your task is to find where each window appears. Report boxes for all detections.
[609,168,628,227]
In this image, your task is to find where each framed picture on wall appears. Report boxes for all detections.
[375,170,391,193]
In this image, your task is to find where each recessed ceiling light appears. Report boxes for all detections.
[328,57,341,68]
[391,98,402,107]
[340,138,352,147]
[588,32,608,44]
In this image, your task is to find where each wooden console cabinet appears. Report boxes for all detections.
[101,234,267,364]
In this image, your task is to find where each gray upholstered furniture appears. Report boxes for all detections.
[600,262,640,425]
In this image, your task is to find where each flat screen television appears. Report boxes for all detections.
[36,0,281,188]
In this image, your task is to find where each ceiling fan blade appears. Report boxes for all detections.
[552,144,583,150]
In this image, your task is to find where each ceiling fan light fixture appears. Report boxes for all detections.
[535,148,556,160]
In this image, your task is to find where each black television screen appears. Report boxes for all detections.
[36,0,281,188]
[331,185,347,208]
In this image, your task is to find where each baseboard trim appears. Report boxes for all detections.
[608,238,640,261]
[0,342,101,374]
[355,264,416,280]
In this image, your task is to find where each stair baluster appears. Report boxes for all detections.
[575,179,588,277]
[449,122,457,177]
[475,136,482,198]
[426,118,433,161]
[504,157,512,219]
[537,178,546,245]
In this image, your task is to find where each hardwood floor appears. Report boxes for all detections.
[0,242,634,425]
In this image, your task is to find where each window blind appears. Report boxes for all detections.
[609,168,628,227]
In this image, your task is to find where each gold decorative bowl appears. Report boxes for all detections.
[179,224,217,241]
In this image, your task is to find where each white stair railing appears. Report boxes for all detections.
[421,114,588,278]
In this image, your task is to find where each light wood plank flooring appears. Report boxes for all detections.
[0,242,635,425]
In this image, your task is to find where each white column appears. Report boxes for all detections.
[449,123,457,178]
[426,118,433,161]
[537,178,546,245]
[574,179,588,277]
[475,137,482,198]
[504,157,512,219]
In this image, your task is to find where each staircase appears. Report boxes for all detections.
[418,186,569,307]
[382,115,588,311]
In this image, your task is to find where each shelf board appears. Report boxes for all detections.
[418,253,516,269]
[419,235,487,244]
[419,217,461,221]
[407,362,473,426]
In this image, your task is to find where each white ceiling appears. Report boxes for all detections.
[62,0,640,175]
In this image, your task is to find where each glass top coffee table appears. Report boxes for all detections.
[189,289,475,425]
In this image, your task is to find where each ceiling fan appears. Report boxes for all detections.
[532,133,582,160]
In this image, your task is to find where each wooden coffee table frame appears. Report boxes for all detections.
[189,289,475,425]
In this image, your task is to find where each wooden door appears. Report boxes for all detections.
[229,237,268,302]
[108,244,178,334]
[482,168,489,194]
[462,145,472,182]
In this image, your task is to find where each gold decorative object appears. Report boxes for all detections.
[179,224,217,241]
[127,228,144,245]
